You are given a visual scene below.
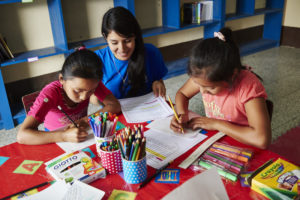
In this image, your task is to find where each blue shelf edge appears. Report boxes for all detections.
[0,46,67,67]
[226,8,282,21]
[0,0,22,4]
[240,38,278,56]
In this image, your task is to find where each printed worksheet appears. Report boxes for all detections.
[119,93,174,123]
[144,129,207,169]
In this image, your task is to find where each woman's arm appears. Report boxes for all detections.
[188,98,271,149]
[152,79,166,98]
[17,116,88,145]
[98,93,121,114]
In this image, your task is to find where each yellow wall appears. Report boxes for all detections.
[283,0,300,28]
[1,0,298,83]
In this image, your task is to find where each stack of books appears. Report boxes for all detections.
[198,142,253,182]
[0,34,14,62]
[181,0,213,25]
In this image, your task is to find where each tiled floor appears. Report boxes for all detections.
[1,46,300,147]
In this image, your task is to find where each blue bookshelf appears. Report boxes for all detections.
[0,0,284,130]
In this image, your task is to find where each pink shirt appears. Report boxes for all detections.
[28,80,111,131]
[202,70,267,126]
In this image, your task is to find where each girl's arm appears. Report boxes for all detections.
[170,78,200,132]
[17,116,88,145]
[189,98,271,149]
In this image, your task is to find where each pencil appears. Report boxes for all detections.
[1,181,51,200]
[138,161,172,189]
[167,96,184,133]
[57,105,78,128]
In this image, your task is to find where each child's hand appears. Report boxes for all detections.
[152,80,166,98]
[188,116,217,130]
[62,126,88,143]
[170,114,188,133]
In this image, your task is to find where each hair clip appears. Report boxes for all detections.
[214,32,226,42]
[75,45,86,51]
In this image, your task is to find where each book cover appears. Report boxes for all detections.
[45,150,106,184]
[0,34,14,59]
[251,158,300,200]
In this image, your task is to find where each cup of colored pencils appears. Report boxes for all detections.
[88,112,118,157]
[118,125,147,184]
[98,137,123,174]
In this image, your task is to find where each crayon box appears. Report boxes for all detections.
[251,158,300,200]
[45,150,106,184]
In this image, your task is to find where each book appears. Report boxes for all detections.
[251,158,300,200]
[0,34,14,59]
[45,150,106,184]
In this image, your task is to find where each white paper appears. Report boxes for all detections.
[144,129,207,169]
[146,111,203,138]
[21,180,105,200]
[62,180,105,200]
[56,128,95,153]
[119,93,174,123]
[162,167,229,200]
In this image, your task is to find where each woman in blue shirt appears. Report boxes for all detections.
[94,7,168,99]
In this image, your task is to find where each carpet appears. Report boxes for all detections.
[268,125,300,166]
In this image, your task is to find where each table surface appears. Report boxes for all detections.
[0,114,281,200]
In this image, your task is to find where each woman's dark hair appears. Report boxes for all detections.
[61,49,103,81]
[102,6,146,97]
[188,27,243,83]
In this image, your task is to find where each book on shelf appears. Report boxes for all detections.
[181,1,213,25]
[250,158,300,200]
[45,150,106,184]
[0,34,14,62]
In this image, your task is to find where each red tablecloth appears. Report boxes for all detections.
[0,114,282,200]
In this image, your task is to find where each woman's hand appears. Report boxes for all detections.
[62,125,88,143]
[188,116,218,130]
[170,114,189,133]
[152,80,166,98]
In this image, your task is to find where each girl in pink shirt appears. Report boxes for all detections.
[17,49,121,145]
[170,28,271,149]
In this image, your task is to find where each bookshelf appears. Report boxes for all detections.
[0,0,284,130]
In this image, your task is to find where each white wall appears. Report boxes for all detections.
[1,0,297,83]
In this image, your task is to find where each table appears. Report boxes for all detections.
[0,114,281,200]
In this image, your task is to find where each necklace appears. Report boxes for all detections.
[112,57,128,85]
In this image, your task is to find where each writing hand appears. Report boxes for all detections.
[62,126,88,143]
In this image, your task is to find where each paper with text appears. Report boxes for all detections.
[144,129,207,169]
[147,111,204,138]
[119,93,174,123]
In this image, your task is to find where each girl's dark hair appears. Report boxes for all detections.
[102,6,146,97]
[61,49,103,80]
[188,27,243,83]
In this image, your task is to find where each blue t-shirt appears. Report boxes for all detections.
[95,43,168,99]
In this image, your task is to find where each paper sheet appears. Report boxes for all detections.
[146,111,203,138]
[162,167,229,200]
[56,128,95,153]
[21,180,105,200]
[119,93,174,123]
[144,129,207,169]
